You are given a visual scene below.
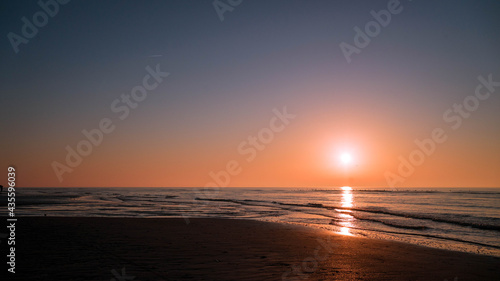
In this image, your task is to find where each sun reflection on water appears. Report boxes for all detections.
[338,186,354,235]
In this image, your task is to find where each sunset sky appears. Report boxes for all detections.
[1,0,499,188]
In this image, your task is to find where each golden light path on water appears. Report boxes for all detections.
[338,186,354,236]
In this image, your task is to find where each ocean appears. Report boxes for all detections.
[2,187,499,257]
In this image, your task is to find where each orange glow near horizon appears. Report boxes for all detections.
[5,102,500,188]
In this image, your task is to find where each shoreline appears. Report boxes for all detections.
[266,219,500,258]
[5,217,500,280]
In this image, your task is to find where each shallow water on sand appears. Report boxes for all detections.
[2,187,499,257]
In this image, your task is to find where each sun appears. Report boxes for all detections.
[327,146,358,169]
[340,152,352,165]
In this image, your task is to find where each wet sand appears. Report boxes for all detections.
[6,217,500,280]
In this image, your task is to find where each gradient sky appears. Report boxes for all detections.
[1,0,499,188]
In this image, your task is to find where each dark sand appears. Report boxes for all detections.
[4,217,500,280]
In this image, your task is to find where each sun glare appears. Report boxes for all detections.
[340,152,352,165]
[341,186,352,191]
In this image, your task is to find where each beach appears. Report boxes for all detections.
[9,187,500,257]
[8,217,500,280]
[3,1,500,280]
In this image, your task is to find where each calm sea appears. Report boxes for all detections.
[1,187,499,257]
